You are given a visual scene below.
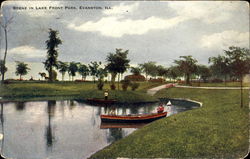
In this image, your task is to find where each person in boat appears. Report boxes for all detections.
[104,90,109,100]
[157,104,164,113]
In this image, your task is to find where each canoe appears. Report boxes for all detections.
[86,98,117,104]
[100,112,167,123]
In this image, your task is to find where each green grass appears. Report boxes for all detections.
[0,81,161,103]
[90,88,249,158]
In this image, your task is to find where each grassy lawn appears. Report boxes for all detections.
[0,81,162,102]
[90,88,249,158]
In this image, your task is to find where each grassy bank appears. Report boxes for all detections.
[90,88,249,158]
[0,82,161,103]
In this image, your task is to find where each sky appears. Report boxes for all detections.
[0,0,249,80]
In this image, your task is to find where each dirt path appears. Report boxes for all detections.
[147,83,249,96]
[147,83,175,95]
[175,85,250,90]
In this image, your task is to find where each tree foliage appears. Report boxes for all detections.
[130,67,141,76]
[78,63,89,81]
[168,66,182,81]
[196,65,212,82]
[174,56,197,84]
[44,28,62,82]
[68,62,78,81]
[58,61,68,81]
[106,48,130,89]
[139,61,157,80]
[0,60,7,76]
[209,55,230,81]
[224,46,250,79]
[15,61,30,80]
[89,61,101,82]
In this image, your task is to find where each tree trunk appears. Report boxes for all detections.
[240,75,243,108]
[224,75,227,86]
[186,74,190,85]
[111,73,117,85]
[1,28,8,84]
[118,73,120,90]
[49,67,52,82]
[20,75,22,81]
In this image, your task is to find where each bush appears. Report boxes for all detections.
[130,82,140,91]
[121,79,131,91]
[149,78,165,83]
[97,79,104,90]
[110,84,116,90]
[211,78,223,83]
[52,70,57,81]
[124,75,146,81]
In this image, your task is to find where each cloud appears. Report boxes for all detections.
[200,30,249,49]
[168,1,242,24]
[8,45,45,59]
[103,2,139,16]
[68,16,186,38]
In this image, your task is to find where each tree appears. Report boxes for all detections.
[168,66,182,82]
[209,55,230,85]
[174,56,198,85]
[58,61,68,81]
[196,65,212,83]
[68,62,78,81]
[38,72,47,80]
[88,61,101,83]
[0,15,13,83]
[224,46,250,108]
[78,63,89,81]
[139,61,157,80]
[0,60,7,77]
[106,48,130,90]
[157,65,168,79]
[15,61,30,80]
[97,67,108,80]
[44,28,62,82]
[130,67,141,75]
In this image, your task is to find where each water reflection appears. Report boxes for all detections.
[107,128,123,143]
[15,102,26,111]
[0,103,4,155]
[46,100,56,149]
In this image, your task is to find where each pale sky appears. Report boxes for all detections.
[0,1,249,80]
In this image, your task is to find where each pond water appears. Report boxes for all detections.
[0,99,200,159]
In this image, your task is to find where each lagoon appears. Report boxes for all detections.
[0,99,199,159]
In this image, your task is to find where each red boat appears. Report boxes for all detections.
[86,98,117,104]
[100,112,167,123]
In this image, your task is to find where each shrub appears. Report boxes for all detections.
[121,79,131,91]
[97,79,104,90]
[130,82,140,91]
[211,78,223,83]
[124,75,146,81]
[110,84,116,90]
[149,78,165,83]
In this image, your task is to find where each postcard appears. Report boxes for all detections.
[0,1,249,159]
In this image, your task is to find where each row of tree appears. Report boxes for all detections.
[1,29,249,87]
